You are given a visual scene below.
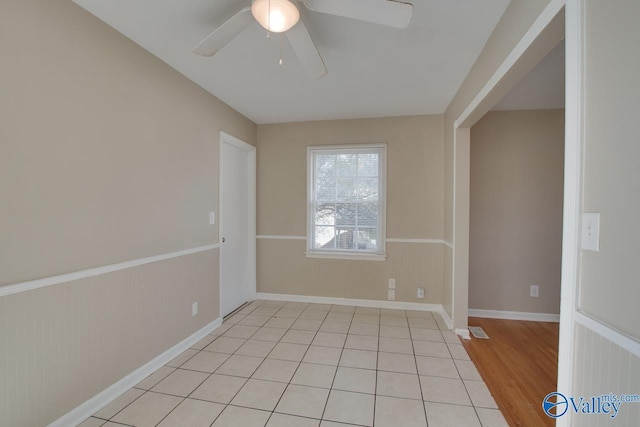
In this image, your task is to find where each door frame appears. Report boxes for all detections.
[219,131,257,317]
[450,1,578,423]
[452,0,566,331]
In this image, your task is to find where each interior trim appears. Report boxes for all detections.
[575,311,640,359]
[455,328,471,340]
[48,317,223,427]
[439,306,453,330]
[0,244,220,298]
[455,0,567,128]
[387,238,453,248]
[257,235,453,248]
[469,308,560,323]
[256,292,452,330]
[304,251,387,261]
[556,2,581,423]
[257,235,307,240]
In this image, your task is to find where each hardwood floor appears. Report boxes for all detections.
[461,317,559,427]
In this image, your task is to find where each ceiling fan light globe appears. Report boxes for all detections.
[252,0,300,33]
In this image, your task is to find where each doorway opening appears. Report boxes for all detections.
[450,2,567,425]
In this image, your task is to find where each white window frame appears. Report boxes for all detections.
[306,144,387,261]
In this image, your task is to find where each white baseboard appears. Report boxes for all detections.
[49,317,223,427]
[256,292,447,320]
[455,328,471,340]
[438,307,453,330]
[469,309,560,323]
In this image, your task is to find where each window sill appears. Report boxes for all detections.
[305,251,387,261]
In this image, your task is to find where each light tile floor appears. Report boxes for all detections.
[79,300,509,427]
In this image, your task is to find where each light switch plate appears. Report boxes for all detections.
[582,213,600,251]
[209,211,215,225]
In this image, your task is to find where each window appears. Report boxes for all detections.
[307,144,386,260]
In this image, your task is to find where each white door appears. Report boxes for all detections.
[220,133,256,317]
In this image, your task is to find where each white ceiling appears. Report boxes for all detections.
[73,0,511,124]
[493,40,565,111]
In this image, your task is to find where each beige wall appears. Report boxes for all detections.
[442,0,551,322]
[0,0,256,287]
[0,250,219,427]
[258,116,444,238]
[445,0,552,123]
[256,115,445,303]
[579,0,640,339]
[258,240,443,303]
[0,1,255,425]
[469,110,564,314]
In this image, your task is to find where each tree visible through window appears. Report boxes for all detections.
[307,145,386,258]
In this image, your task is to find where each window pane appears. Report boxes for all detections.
[315,204,335,225]
[310,146,385,256]
[356,228,378,251]
[336,177,357,201]
[316,154,336,177]
[317,178,335,202]
[336,203,357,226]
[356,178,378,201]
[335,228,356,250]
[358,203,378,227]
[358,153,378,177]
[314,226,335,249]
[336,154,357,176]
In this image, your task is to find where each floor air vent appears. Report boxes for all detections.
[469,326,490,339]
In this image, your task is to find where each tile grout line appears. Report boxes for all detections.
[98,382,151,424]
[90,301,501,427]
[449,342,486,425]
[217,301,272,425]
[231,300,300,425]
[159,300,265,426]
[409,318,432,427]
[317,308,353,423]
[319,307,369,424]
[372,311,381,427]
[259,302,358,423]
[165,306,257,427]
[220,300,277,425]
[149,336,234,427]
[263,302,327,426]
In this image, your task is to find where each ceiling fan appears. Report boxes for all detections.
[193,0,413,79]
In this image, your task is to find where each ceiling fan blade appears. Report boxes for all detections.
[302,0,413,29]
[285,19,328,79]
[193,7,254,57]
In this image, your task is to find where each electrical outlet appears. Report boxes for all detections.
[388,279,396,289]
[388,289,396,300]
[530,285,539,298]
[582,213,600,251]
[192,302,198,316]
[417,287,425,299]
